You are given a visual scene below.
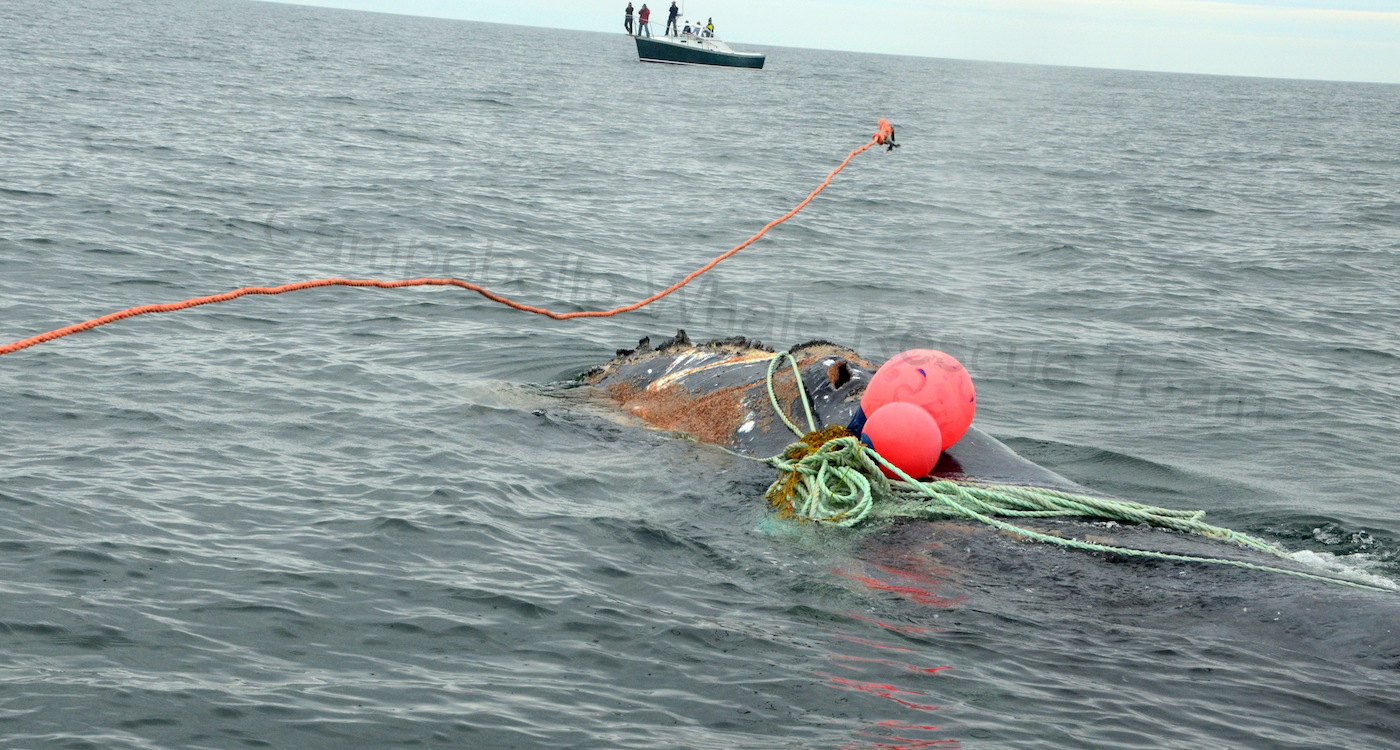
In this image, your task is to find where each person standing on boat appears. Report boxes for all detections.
[624,3,634,35]
[665,2,679,36]
[637,4,652,37]
[705,18,714,37]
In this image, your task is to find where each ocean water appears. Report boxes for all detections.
[2,0,1400,747]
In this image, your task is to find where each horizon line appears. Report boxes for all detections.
[251,0,1400,87]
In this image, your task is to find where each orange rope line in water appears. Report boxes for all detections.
[0,120,896,358]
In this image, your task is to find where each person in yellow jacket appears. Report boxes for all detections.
[704,19,714,37]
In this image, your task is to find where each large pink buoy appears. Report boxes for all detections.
[860,349,976,449]
[862,401,943,479]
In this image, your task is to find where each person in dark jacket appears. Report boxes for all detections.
[624,3,633,35]
[665,2,679,36]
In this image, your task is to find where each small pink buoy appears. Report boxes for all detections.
[860,349,976,449]
[862,401,943,479]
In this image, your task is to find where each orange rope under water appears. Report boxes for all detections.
[0,120,895,358]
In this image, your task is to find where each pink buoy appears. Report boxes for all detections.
[862,401,943,479]
[860,349,976,449]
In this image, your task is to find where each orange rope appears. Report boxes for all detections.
[0,120,896,358]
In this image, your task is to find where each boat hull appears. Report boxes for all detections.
[634,36,765,69]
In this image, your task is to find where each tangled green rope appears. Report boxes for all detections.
[755,352,1393,593]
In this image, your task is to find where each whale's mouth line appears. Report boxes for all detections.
[647,351,775,391]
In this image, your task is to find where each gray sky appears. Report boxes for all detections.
[267,0,1400,84]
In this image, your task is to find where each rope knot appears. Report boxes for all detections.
[764,428,890,527]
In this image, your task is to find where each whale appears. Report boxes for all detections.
[581,330,1397,599]
[580,335,1400,710]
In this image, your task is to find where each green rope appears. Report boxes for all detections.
[752,353,1393,593]
[765,350,818,438]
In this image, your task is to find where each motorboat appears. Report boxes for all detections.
[634,33,765,69]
